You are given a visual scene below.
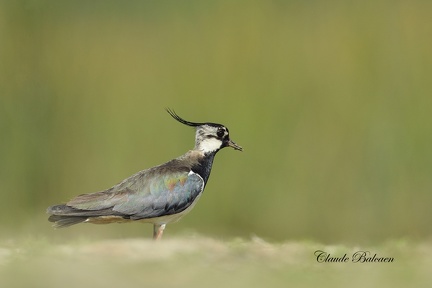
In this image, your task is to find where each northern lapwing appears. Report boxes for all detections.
[47,109,242,240]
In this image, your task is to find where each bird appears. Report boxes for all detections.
[46,109,242,240]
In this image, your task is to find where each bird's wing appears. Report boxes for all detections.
[67,169,204,219]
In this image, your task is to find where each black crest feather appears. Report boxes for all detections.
[166,108,204,127]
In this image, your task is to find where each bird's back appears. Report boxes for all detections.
[47,151,208,227]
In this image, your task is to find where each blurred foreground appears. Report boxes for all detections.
[0,236,430,288]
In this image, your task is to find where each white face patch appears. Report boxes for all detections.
[194,124,228,153]
[198,137,223,153]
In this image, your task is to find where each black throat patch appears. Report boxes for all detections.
[191,152,217,186]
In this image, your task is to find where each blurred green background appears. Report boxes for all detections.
[1,0,431,244]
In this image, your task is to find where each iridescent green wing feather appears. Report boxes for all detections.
[67,169,204,219]
[114,171,204,219]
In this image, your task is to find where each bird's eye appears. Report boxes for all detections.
[217,128,225,138]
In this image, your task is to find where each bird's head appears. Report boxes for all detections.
[166,108,243,154]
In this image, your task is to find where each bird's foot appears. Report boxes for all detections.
[153,224,166,240]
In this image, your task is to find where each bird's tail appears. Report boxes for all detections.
[46,204,88,228]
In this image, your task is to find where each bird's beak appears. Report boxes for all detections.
[227,139,243,151]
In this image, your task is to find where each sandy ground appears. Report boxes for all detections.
[0,236,430,288]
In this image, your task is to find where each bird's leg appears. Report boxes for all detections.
[153,224,166,240]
